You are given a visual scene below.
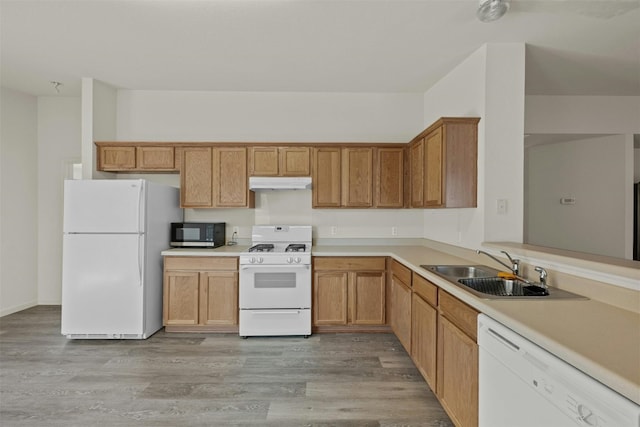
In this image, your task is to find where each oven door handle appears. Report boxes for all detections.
[240,264,310,270]
[245,310,303,315]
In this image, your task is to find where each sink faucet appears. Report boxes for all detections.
[534,266,548,288]
[476,250,520,276]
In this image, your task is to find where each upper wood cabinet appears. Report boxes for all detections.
[212,147,254,208]
[181,146,254,209]
[312,147,342,207]
[376,147,405,208]
[181,147,213,208]
[409,139,425,207]
[341,147,374,207]
[96,144,179,172]
[313,146,404,208]
[409,117,480,208]
[137,146,176,170]
[98,146,136,170]
[249,146,310,176]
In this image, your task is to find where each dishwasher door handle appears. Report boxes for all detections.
[487,327,520,351]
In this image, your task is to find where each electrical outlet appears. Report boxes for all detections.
[391,226,398,236]
[233,226,239,234]
[330,226,338,235]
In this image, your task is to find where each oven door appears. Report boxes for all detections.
[239,264,311,309]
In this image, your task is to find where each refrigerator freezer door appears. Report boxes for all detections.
[61,233,145,337]
[63,179,145,233]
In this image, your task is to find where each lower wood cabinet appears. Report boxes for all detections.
[437,290,479,427]
[411,273,438,391]
[390,260,412,353]
[313,257,386,329]
[163,256,238,332]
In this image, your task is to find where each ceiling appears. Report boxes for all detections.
[1,0,639,97]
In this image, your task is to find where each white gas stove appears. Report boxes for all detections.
[239,225,312,338]
[240,225,311,266]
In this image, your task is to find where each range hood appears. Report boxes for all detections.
[249,176,312,190]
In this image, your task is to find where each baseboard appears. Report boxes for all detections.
[0,301,38,317]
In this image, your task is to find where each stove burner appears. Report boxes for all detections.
[285,244,306,252]
[248,244,274,253]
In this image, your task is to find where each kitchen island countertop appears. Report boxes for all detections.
[161,243,640,405]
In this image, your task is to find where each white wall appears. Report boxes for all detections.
[525,96,640,134]
[1,88,39,316]
[526,135,628,258]
[37,97,81,304]
[115,90,426,239]
[81,78,117,179]
[421,43,525,250]
[117,91,424,143]
[524,95,640,259]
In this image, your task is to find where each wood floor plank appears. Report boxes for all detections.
[1,306,453,426]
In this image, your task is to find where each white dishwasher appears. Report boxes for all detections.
[478,314,639,427]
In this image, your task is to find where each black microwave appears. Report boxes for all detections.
[170,222,226,248]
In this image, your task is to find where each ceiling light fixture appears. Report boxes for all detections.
[477,0,510,22]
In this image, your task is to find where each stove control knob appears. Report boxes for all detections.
[294,257,301,264]
[257,257,264,264]
[287,257,293,264]
[249,257,256,264]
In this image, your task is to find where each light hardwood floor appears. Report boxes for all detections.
[1,306,453,426]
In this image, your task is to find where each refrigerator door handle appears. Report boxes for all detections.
[137,233,143,286]
[137,181,144,233]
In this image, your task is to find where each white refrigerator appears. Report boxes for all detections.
[61,179,182,339]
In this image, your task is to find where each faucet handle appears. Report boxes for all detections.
[501,250,520,275]
[534,266,547,286]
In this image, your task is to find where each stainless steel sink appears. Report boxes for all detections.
[421,264,588,300]
[458,277,548,297]
[425,265,497,279]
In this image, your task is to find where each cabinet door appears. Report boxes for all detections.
[376,147,404,208]
[350,271,385,325]
[425,127,444,207]
[200,271,238,326]
[391,277,412,353]
[409,138,425,207]
[437,315,478,427]
[249,147,279,176]
[99,146,136,170]
[312,147,342,207]
[163,270,200,326]
[411,293,437,391]
[181,147,213,208]
[342,148,373,207]
[212,147,251,207]
[313,271,348,325]
[136,146,175,170]
[280,147,310,176]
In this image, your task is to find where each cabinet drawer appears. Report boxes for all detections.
[164,256,238,271]
[439,290,479,341]
[391,260,412,286]
[314,257,386,271]
[413,273,437,307]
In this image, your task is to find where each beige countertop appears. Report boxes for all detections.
[162,245,250,256]
[161,244,640,405]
